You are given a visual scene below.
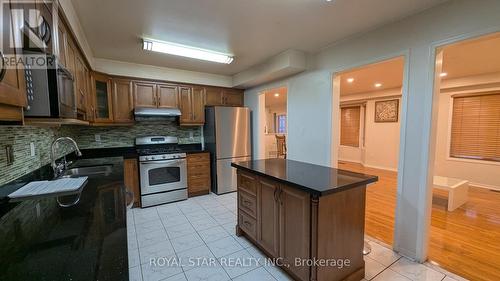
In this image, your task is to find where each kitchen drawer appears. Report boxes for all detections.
[238,171,257,195]
[187,153,210,163]
[238,190,256,218]
[188,164,210,176]
[239,210,257,240]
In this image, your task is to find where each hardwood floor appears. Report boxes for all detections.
[338,161,500,281]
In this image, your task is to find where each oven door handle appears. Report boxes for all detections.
[140,159,185,165]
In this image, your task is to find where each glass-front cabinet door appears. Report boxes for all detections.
[91,72,113,123]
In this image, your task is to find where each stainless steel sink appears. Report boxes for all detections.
[63,165,113,177]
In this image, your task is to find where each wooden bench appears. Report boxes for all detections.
[433,176,469,211]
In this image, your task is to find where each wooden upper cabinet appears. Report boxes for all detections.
[279,185,310,281]
[223,89,244,106]
[258,178,280,258]
[0,0,27,110]
[157,83,179,108]
[91,72,113,123]
[112,79,134,123]
[205,87,224,106]
[205,87,244,106]
[179,86,193,124]
[56,16,67,67]
[75,55,87,112]
[191,86,206,124]
[133,81,157,108]
[65,39,77,77]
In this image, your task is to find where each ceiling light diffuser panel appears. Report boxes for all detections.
[142,39,234,64]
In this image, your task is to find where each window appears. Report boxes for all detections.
[340,106,361,147]
[276,114,287,134]
[450,93,500,162]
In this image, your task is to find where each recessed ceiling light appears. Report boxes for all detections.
[374,83,382,88]
[347,78,355,83]
[142,39,234,64]
[274,93,280,97]
[440,72,448,77]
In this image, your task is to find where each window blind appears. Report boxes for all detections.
[340,106,361,147]
[450,93,500,162]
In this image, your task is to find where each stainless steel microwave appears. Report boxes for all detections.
[23,54,76,118]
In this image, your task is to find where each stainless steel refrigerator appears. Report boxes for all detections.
[204,106,251,194]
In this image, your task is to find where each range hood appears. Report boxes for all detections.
[134,107,182,117]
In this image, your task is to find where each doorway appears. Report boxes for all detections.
[427,32,500,281]
[258,87,288,159]
[334,57,405,246]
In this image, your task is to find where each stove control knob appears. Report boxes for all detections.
[147,157,152,161]
[162,155,166,159]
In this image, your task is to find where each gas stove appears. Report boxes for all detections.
[135,136,188,207]
[135,136,187,161]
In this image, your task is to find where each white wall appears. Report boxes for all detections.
[339,89,402,172]
[434,73,500,190]
[93,58,233,87]
[244,0,500,261]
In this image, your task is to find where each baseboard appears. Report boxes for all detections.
[363,163,398,172]
[469,182,500,191]
[338,159,399,172]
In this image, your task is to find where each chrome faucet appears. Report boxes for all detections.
[51,137,82,178]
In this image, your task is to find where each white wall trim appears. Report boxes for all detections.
[364,164,398,172]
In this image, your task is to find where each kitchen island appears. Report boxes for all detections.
[231,158,378,281]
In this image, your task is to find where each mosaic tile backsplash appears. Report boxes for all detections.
[0,121,201,187]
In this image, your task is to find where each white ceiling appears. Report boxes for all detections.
[71,0,447,76]
[442,32,500,79]
[265,87,287,108]
[339,57,405,95]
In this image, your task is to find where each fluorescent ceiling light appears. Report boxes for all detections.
[142,39,234,64]
[347,78,354,83]
[440,72,448,77]
[374,83,382,88]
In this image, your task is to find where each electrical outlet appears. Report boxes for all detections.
[30,142,35,156]
[95,134,101,142]
[189,132,194,140]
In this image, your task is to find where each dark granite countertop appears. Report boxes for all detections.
[231,158,378,196]
[0,157,128,281]
[75,143,207,159]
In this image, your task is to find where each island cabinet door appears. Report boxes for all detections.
[257,178,280,258]
[279,185,311,281]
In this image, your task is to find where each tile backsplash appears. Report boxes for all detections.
[0,120,202,186]
[69,120,201,149]
[0,126,76,186]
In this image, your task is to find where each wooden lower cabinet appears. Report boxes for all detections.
[236,170,366,281]
[187,153,211,197]
[257,178,280,258]
[123,158,140,208]
[279,184,311,281]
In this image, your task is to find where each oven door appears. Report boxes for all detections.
[139,159,187,195]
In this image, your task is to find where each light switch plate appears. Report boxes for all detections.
[30,142,35,156]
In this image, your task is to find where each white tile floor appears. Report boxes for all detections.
[127,192,467,281]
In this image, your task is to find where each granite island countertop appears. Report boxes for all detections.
[0,157,128,281]
[231,158,378,196]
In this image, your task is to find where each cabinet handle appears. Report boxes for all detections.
[273,188,278,202]
[278,187,283,205]
[157,94,161,105]
[0,50,6,82]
